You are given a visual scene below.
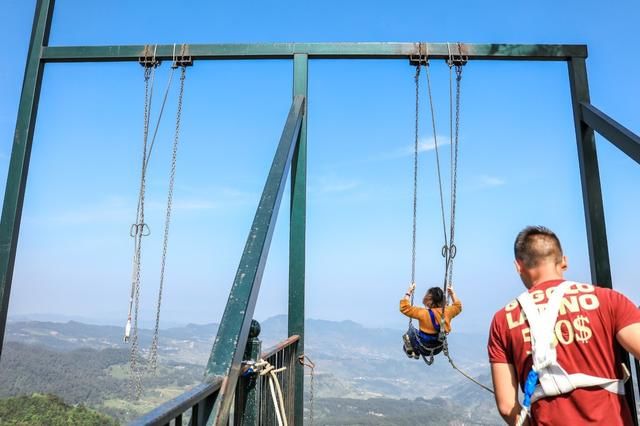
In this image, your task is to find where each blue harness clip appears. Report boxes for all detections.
[522,369,539,409]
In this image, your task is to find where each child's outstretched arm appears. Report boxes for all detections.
[404,283,416,300]
[400,283,424,319]
[446,285,463,318]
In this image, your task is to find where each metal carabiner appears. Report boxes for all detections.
[130,223,151,237]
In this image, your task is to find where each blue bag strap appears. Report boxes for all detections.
[427,308,441,334]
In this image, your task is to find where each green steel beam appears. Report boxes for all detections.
[289,53,308,424]
[0,0,55,360]
[568,58,638,425]
[40,43,587,63]
[205,96,305,426]
[568,59,612,289]
[580,102,640,165]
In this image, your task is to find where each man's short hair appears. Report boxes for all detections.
[514,226,563,268]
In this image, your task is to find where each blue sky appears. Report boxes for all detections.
[1,0,638,335]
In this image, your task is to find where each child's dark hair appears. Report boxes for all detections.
[423,287,444,308]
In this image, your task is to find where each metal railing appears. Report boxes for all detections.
[130,379,222,426]
[131,334,300,426]
[251,336,299,426]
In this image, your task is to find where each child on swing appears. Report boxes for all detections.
[400,283,462,359]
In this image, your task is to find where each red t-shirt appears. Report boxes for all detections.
[488,280,640,425]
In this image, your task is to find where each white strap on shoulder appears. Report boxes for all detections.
[517,281,572,370]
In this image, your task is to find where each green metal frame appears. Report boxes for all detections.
[289,53,308,423]
[580,102,640,165]
[205,95,304,425]
[40,43,586,62]
[0,0,54,364]
[2,0,640,424]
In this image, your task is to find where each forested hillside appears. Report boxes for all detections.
[0,394,118,426]
[0,341,203,423]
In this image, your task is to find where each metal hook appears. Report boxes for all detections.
[130,223,151,237]
[449,244,457,259]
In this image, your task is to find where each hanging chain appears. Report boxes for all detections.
[447,61,463,287]
[442,46,455,307]
[149,64,187,372]
[439,45,465,339]
[128,61,156,399]
[299,355,316,426]
[411,61,420,293]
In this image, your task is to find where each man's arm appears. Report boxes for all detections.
[617,323,640,359]
[491,362,524,425]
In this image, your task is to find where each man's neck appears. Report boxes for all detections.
[529,273,564,289]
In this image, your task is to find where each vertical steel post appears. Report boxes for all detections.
[235,320,262,426]
[289,53,308,424]
[0,0,55,360]
[568,57,638,424]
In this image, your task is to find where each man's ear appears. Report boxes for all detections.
[514,259,523,275]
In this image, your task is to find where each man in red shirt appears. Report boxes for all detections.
[488,226,640,425]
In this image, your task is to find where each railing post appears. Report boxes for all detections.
[0,0,55,361]
[289,53,308,425]
[234,320,262,426]
[568,57,638,425]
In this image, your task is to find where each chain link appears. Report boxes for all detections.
[149,65,187,371]
[411,62,420,291]
[439,47,464,336]
[128,64,155,399]
[299,355,316,426]
[446,63,463,287]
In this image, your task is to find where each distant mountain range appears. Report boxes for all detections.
[2,315,501,424]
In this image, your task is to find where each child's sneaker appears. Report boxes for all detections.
[402,333,415,358]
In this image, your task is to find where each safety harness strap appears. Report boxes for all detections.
[531,369,626,403]
[517,281,571,371]
[428,308,441,335]
[515,281,627,426]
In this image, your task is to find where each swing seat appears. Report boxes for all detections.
[403,323,444,362]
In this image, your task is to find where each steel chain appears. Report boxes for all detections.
[299,355,316,426]
[129,64,155,399]
[447,63,463,288]
[410,61,420,303]
[149,65,187,371]
[437,46,464,340]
